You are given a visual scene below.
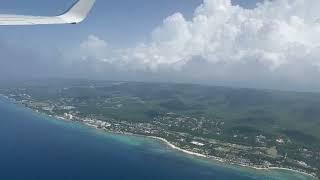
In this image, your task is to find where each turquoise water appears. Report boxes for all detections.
[0,98,315,180]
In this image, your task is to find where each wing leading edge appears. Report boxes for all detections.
[0,0,96,25]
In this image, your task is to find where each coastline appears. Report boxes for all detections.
[147,136,317,179]
[149,136,207,158]
[0,96,317,179]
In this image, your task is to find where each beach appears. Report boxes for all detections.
[1,95,317,179]
[147,136,317,179]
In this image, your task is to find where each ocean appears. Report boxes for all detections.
[0,98,315,180]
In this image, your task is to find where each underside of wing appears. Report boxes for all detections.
[0,0,95,25]
[0,15,66,25]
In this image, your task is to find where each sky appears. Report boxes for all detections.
[1,0,320,92]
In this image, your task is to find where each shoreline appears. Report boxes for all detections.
[0,96,317,179]
[148,136,316,179]
[149,136,207,158]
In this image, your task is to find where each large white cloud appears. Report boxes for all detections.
[72,0,320,90]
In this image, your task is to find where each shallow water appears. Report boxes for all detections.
[0,98,315,180]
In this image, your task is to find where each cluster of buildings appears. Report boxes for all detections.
[2,88,318,177]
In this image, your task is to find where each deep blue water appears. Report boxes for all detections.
[0,98,315,180]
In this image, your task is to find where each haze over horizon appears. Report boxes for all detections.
[1,0,320,92]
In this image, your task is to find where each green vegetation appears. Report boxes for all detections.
[1,79,319,178]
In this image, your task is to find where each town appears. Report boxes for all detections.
[1,82,319,178]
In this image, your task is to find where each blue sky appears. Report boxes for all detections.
[0,0,260,48]
[2,0,319,92]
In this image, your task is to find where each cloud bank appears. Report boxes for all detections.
[66,0,320,90]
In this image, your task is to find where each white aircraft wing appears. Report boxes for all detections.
[0,0,95,25]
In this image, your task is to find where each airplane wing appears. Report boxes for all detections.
[0,0,95,25]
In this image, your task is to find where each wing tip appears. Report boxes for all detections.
[60,0,96,24]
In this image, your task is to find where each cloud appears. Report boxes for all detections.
[79,35,109,61]
[71,0,320,91]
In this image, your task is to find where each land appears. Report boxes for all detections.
[0,79,319,178]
